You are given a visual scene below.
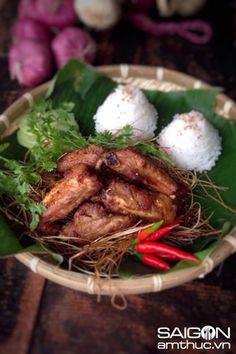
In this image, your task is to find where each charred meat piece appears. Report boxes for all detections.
[62,202,136,244]
[103,148,178,197]
[57,145,106,173]
[101,180,176,224]
[40,164,102,224]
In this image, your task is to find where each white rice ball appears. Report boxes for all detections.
[94,84,158,139]
[157,111,222,172]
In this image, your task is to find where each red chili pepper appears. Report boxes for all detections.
[136,242,200,263]
[145,215,184,242]
[141,254,170,270]
[137,220,163,241]
[158,254,180,261]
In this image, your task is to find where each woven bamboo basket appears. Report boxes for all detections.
[1,65,236,296]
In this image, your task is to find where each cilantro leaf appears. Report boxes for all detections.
[0,154,44,230]
[17,100,89,171]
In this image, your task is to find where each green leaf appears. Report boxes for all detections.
[119,255,157,279]
[0,132,27,163]
[134,140,175,165]
[145,88,220,133]
[17,99,88,170]
[28,203,46,230]
[0,149,45,230]
[47,60,117,135]
[171,239,218,272]
[0,143,9,153]
[0,214,45,257]
[196,113,236,229]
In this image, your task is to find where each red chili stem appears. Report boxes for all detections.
[136,242,200,263]
[145,215,184,242]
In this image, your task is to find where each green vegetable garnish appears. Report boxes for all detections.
[17,100,89,171]
[17,100,174,171]
[0,149,45,230]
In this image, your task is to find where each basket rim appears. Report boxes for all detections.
[1,64,236,296]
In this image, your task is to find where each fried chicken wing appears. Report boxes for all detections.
[103,148,178,197]
[62,202,136,244]
[40,164,102,224]
[57,145,106,173]
[101,180,176,224]
[37,221,61,235]
[37,145,183,245]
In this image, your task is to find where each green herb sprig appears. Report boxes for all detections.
[17,100,89,171]
[18,100,174,170]
[0,147,45,230]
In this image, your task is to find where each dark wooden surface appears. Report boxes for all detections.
[0,1,236,353]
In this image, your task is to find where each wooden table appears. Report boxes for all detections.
[0,1,235,353]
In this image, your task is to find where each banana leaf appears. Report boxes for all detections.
[0,215,44,256]
[0,60,235,276]
[48,60,117,135]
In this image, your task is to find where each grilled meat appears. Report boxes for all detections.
[57,145,106,173]
[36,145,184,245]
[101,179,176,224]
[37,221,61,235]
[103,148,178,197]
[62,202,136,244]
[40,164,102,224]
